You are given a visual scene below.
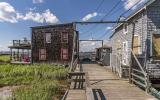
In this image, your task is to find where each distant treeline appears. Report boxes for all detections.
[0,51,10,55]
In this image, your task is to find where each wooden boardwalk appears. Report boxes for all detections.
[66,63,157,100]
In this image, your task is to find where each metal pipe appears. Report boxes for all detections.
[73,21,131,24]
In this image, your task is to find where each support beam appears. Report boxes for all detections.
[73,21,131,24]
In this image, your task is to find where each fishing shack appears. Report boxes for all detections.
[31,23,78,65]
[8,38,31,64]
[96,46,111,66]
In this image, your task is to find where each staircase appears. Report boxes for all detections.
[147,62,160,88]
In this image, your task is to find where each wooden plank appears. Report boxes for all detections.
[66,63,156,100]
[131,73,145,81]
[131,78,146,88]
[132,68,144,74]
[62,89,69,100]
[69,72,85,76]
[86,87,94,100]
[82,63,156,100]
[68,79,85,82]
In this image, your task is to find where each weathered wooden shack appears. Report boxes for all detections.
[110,0,160,87]
[8,38,31,64]
[31,23,78,65]
[96,46,111,66]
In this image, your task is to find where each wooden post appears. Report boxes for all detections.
[129,22,136,83]
[10,48,12,62]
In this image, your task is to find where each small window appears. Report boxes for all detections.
[61,32,68,43]
[123,24,128,34]
[46,33,51,43]
[61,48,68,60]
[39,49,46,60]
[133,35,141,55]
[152,34,160,60]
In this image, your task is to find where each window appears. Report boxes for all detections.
[123,24,128,34]
[61,32,68,43]
[39,49,46,60]
[116,40,121,50]
[133,35,141,55]
[61,48,68,60]
[122,41,128,65]
[152,34,160,59]
[46,33,51,43]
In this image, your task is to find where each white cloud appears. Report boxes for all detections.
[80,41,102,52]
[29,7,37,11]
[33,0,43,4]
[42,9,59,24]
[82,12,98,21]
[122,0,146,10]
[0,2,59,24]
[0,43,11,51]
[19,9,59,24]
[106,26,113,30]
[0,2,18,23]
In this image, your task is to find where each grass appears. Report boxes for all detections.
[0,55,10,62]
[0,64,69,100]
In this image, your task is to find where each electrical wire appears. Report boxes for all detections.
[97,0,145,40]
[80,0,122,37]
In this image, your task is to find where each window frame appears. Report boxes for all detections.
[123,23,128,34]
[61,32,68,43]
[133,35,141,55]
[61,48,69,60]
[39,48,46,60]
[122,41,128,65]
[45,33,51,43]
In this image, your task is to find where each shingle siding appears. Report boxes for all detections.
[110,0,160,77]
[110,10,147,66]
[147,0,160,58]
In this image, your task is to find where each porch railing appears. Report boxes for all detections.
[70,57,78,72]
[131,50,149,91]
[110,53,122,78]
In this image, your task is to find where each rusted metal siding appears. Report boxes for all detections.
[31,23,76,64]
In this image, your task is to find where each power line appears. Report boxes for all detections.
[101,0,122,21]
[97,0,146,40]
[79,0,105,37]
[81,0,122,37]
[95,0,105,12]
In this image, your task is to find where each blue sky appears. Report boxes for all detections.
[0,0,146,51]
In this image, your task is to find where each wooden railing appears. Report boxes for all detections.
[70,57,78,72]
[61,89,69,100]
[13,40,31,46]
[131,50,149,91]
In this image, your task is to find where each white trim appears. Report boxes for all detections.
[122,41,128,65]
[123,23,128,34]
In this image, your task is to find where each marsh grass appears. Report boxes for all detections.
[0,64,69,100]
[0,55,10,62]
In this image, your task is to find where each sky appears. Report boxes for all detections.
[0,0,147,51]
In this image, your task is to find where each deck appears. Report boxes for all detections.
[65,62,157,100]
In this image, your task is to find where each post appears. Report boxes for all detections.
[129,22,136,83]
[10,48,12,62]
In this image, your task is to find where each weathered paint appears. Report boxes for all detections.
[110,0,160,77]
